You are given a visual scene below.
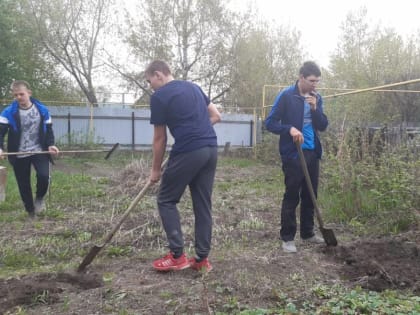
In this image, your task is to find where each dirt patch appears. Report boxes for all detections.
[324,238,420,293]
[0,272,103,314]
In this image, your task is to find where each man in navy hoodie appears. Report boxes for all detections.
[265,61,328,253]
[0,80,59,218]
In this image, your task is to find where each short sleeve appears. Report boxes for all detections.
[197,86,210,106]
[150,95,166,125]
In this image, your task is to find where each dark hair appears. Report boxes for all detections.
[145,60,172,76]
[299,61,321,78]
[10,80,31,91]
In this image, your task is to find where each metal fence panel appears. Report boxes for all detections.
[49,106,259,148]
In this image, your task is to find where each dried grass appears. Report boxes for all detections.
[111,159,159,196]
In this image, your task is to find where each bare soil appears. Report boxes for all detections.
[0,156,419,314]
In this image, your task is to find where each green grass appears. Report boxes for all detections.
[106,245,133,258]
[218,157,259,168]
[214,287,420,314]
[2,247,41,268]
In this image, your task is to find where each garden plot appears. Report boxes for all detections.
[0,155,418,314]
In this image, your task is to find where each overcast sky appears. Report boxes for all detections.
[229,0,420,68]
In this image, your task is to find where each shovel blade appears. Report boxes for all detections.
[77,245,103,272]
[320,227,338,246]
[104,142,120,160]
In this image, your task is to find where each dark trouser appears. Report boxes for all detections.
[11,154,50,214]
[157,146,217,259]
[280,150,319,242]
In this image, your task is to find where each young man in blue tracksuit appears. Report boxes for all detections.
[145,60,221,272]
[265,61,328,253]
[0,80,59,218]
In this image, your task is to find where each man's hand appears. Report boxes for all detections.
[149,169,161,184]
[0,149,4,160]
[48,146,59,155]
[290,127,304,144]
[305,94,317,110]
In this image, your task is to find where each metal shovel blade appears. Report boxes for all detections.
[76,157,170,273]
[77,245,103,272]
[320,227,338,246]
[76,180,153,272]
[104,142,120,160]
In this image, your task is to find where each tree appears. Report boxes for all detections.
[0,0,23,98]
[366,29,420,123]
[329,7,373,90]
[229,23,303,112]
[121,0,305,114]
[329,7,420,124]
[122,0,246,104]
[0,0,74,101]
[24,0,113,106]
[329,8,392,125]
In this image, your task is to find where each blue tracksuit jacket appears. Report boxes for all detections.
[265,82,328,161]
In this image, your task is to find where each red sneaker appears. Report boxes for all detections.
[152,252,190,271]
[189,257,213,272]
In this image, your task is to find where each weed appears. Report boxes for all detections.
[311,284,332,299]
[318,287,420,314]
[113,290,128,301]
[238,214,265,230]
[159,291,173,299]
[223,296,241,313]
[31,290,50,305]
[103,272,114,284]
[61,296,70,312]
[319,146,418,234]
[106,245,132,257]
[2,248,41,268]
[77,231,92,242]
[6,306,28,315]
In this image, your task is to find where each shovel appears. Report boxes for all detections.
[296,143,338,246]
[77,157,168,272]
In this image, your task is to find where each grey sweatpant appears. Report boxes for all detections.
[157,146,217,259]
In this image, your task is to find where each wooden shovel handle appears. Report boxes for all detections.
[295,143,325,228]
[100,156,169,245]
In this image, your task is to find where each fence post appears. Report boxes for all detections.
[131,111,135,151]
[67,112,71,145]
[250,119,254,147]
[223,142,231,156]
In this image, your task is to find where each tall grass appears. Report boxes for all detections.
[321,140,419,235]
[258,131,419,235]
